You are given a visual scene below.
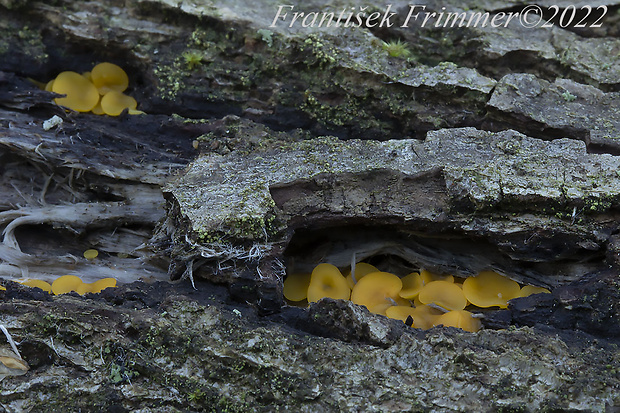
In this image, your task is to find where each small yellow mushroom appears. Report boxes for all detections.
[18,279,52,293]
[91,99,104,115]
[399,272,424,299]
[91,62,129,95]
[307,263,350,303]
[518,285,551,297]
[462,271,521,308]
[385,305,416,324]
[83,249,99,260]
[418,280,467,311]
[51,275,83,295]
[420,269,454,284]
[345,262,380,289]
[409,304,444,329]
[52,71,100,112]
[283,273,311,302]
[76,278,117,295]
[0,285,5,291]
[100,91,138,116]
[350,271,404,315]
[434,310,481,333]
[88,278,117,293]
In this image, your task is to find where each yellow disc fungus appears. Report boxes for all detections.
[385,305,416,324]
[283,273,311,302]
[83,249,99,260]
[420,269,454,284]
[45,79,54,92]
[51,275,117,295]
[345,262,380,289]
[434,310,481,333]
[91,100,104,115]
[399,272,424,299]
[75,282,91,295]
[19,279,52,293]
[462,271,521,308]
[351,271,403,315]
[413,295,424,307]
[307,263,351,303]
[51,275,84,295]
[0,285,5,291]
[518,285,551,297]
[76,278,117,295]
[409,305,445,329]
[52,71,100,112]
[418,280,467,311]
[91,62,129,94]
[100,91,138,116]
[89,278,117,293]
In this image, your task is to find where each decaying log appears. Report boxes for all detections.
[0,0,619,411]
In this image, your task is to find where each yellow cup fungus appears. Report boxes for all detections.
[289,261,554,334]
[399,272,424,299]
[91,101,105,115]
[420,269,454,284]
[52,71,100,112]
[101,90,138,116]
[89,278,117,293]
[345,262,380,289]
[434,310,481,333]
[0,285,5,291]
[83,249,99,260]
[283,273,311,302]
[2,275,116,296]
[43,62,142,116]
[52,275,83,295]
[18,279,52,293]
[418,280,468,311]
[462,271,521,308]
[350,271,405,315]
[518,285,551,297]
[76,278,117,295]
[385,305,417,324]
[410,304,445,329]
[307,263,351,303]
[50,274,116,295]
[91,62,129,95]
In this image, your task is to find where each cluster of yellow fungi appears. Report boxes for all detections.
[0,249,116,295]
[284,263,550,332]
[42,62,143,116]
[16,275,116,295]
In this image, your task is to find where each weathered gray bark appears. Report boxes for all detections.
[0,0,619,411]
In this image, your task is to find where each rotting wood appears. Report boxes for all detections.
[0,0,618,411]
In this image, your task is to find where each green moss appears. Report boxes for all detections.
[182,50,205,70]
[299,34,338,68]
[382,40,411,59]
[561,91,577,102]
